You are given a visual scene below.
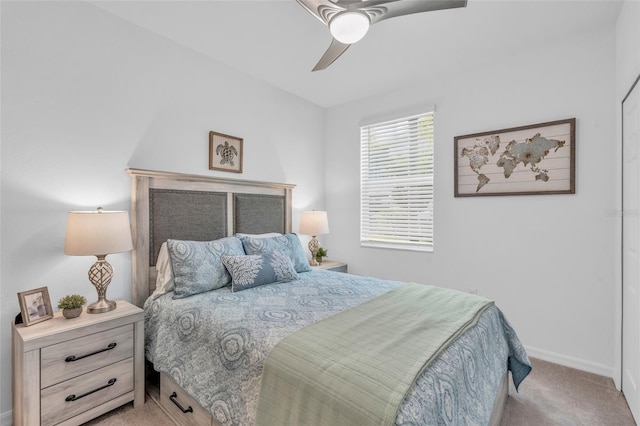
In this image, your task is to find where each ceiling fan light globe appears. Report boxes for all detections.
[329,12,370,44]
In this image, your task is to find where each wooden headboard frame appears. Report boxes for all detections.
[126,168,295,307]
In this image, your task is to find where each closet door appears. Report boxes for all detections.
[623,74,640,423]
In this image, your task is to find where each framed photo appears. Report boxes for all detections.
[209,131,243,173]
[454,118,576,196]
[17,286,53,326]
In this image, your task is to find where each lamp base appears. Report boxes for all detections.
[308,235,320,266]
[87,299,116,314]
[87,255,117,314]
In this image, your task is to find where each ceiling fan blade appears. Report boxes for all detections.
[368,0,467,25]
[334,0,399,7]
[312,38,351,71]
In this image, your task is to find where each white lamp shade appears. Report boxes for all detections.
[299,211,330,236]
[329,12,370,44]
[64,209,133,256]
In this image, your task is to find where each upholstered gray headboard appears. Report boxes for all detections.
[127,168,294,307]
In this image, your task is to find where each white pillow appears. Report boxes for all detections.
[234,232,282,239]
[150,242,174,299]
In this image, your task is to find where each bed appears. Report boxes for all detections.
[127,168,531,426]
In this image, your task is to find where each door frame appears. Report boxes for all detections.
[621,72,640,392]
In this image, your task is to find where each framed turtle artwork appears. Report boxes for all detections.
[454,118,575,196]
[209,131,243,173]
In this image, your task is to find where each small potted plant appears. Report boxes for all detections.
[58,294,86,319]
[316,247,328,265]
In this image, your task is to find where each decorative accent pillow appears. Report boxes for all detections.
[239,233,312,273]
[222,250,299,292]
[167,237,245,299]
[150,242,174,299]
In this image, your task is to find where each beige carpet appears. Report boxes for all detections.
[85,358,636,425]
[501,358,636,425]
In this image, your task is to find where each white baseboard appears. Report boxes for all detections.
[525,345,615,380]
[0,410,12,426]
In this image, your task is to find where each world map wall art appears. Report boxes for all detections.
[454,118,575,196]
[209,131,244,173]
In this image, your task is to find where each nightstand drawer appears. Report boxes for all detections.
[41,324,134,388]
[41,357,134,426]
[160,372,213,426]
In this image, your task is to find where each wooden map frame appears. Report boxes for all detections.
[454,118,576,197]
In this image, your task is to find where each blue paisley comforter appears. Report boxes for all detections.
[144,270,530,425]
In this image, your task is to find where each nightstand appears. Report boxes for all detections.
[312,260,348,273]
[12,300,144,426]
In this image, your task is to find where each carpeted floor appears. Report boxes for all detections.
[501,358,636,425]
[85,358,637,425]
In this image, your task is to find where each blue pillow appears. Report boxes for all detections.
[167,237,245,299]
[238,233,311,273]
[222,251,299,292]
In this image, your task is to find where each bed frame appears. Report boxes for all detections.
[126,168,508,425]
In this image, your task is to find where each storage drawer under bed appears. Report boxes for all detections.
[160,372,214,426]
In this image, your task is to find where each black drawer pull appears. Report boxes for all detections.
[65,342,117,362]
[65,378,116,402]
[170,392,194,414]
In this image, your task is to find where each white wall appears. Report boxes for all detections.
[617,1,640,97]
[0,1,325,420]
[325,27,618,377]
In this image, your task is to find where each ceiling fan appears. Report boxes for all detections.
[297,0,468,71]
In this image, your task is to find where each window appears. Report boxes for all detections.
[360,111,434,252]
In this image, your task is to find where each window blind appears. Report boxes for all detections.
[360,111,434,252]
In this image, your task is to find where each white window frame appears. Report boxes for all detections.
[360,111,434,252]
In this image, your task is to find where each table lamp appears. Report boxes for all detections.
[64,207,133,313]
[299,211,329,266]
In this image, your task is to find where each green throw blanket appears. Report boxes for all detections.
[255,282,494,426]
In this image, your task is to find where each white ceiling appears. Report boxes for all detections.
[90,0,623,108]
